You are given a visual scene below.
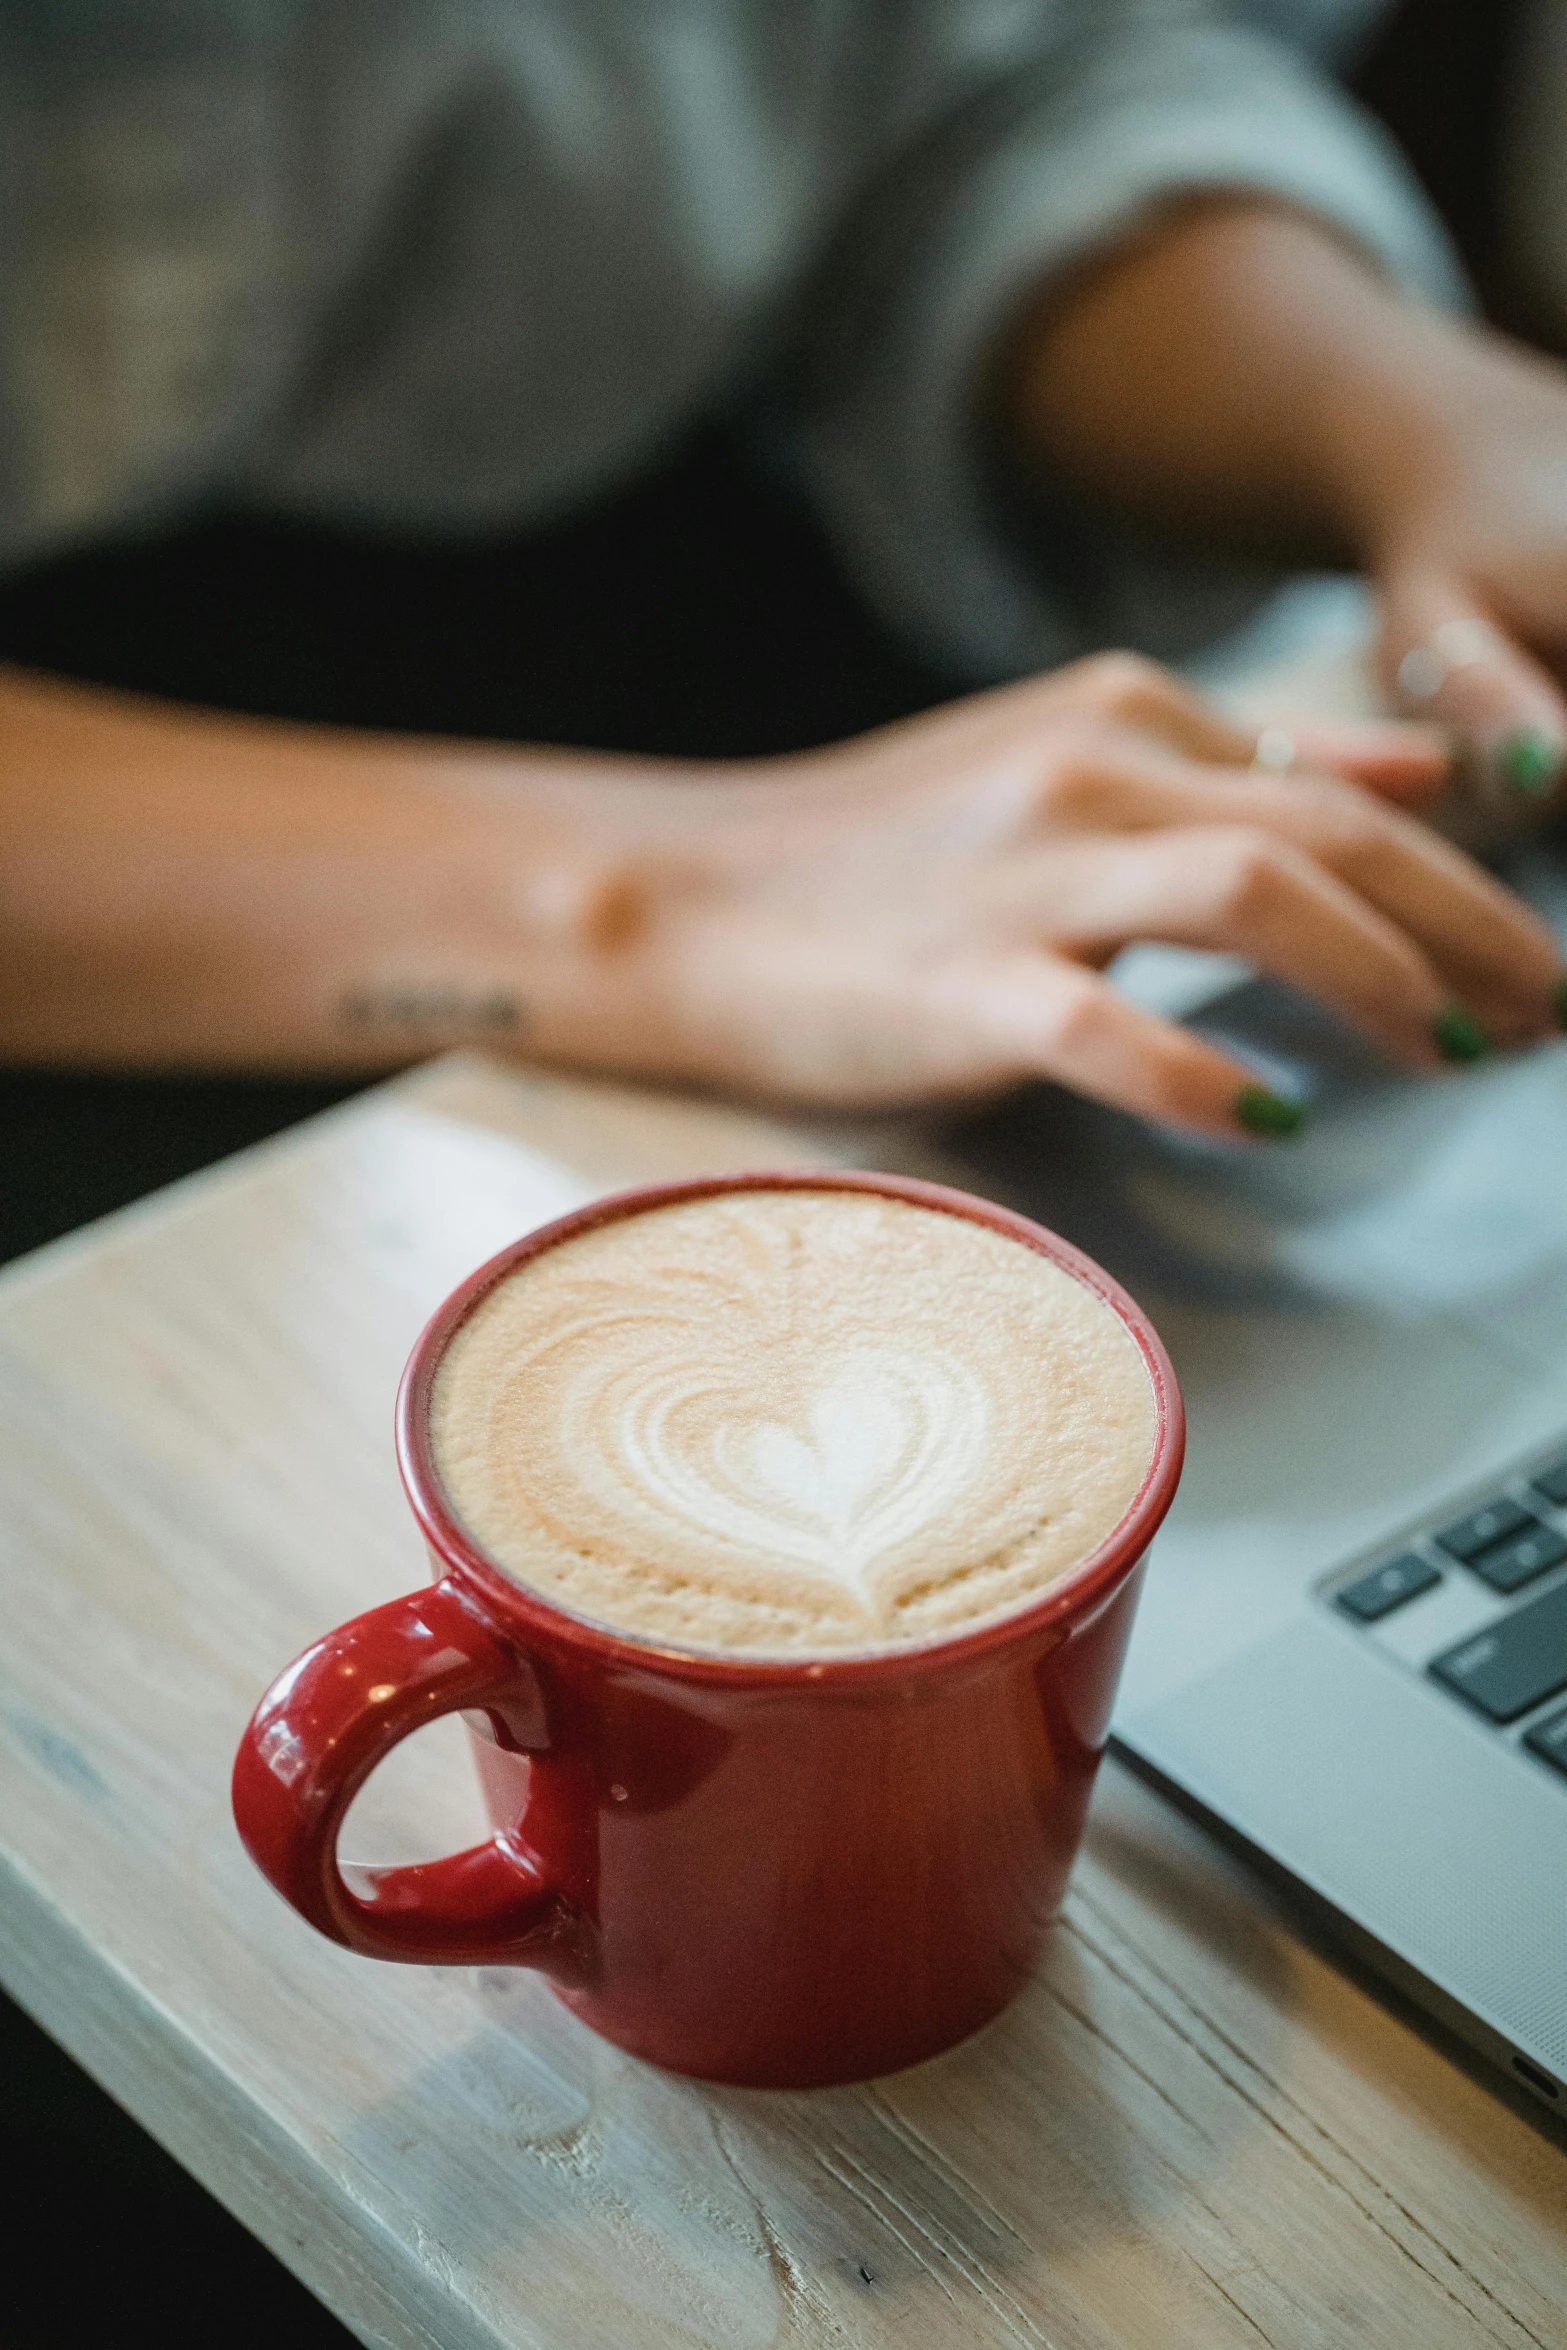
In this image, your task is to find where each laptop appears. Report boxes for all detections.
[945,831,1567,2119]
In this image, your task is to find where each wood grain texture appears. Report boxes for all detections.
[2,1039,1564,2349]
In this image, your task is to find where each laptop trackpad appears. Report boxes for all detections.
[1121,1615,1567,2082]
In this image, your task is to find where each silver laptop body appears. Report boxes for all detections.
[948,838,1567,2117]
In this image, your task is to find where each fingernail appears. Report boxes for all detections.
[1496,728,1566,799]
[1235,1084,1308,1139]
[1433,1004,1490,1063]
[1556,972,1567,1032]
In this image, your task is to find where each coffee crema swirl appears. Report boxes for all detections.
[429,1189,1157,1656]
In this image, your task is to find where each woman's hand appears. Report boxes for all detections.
[999,200,1567,823]
[1360,324,1567,810]
[5,656,1556,1138]
[538,656,1564,1136]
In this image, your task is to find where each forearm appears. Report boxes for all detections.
[0,667,713,1070]
[998,199,1508,569]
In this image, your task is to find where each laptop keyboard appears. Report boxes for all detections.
[1331,1449,1567,1781]
[1432,1496,1534,1562]
[1335,1552,1440,1620]
[1430,1583,1567,1720]
[1525,1703,1567,1779]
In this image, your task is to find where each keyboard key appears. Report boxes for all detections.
[1434,1496,1533,1563]
[1525,1703,1567,1782]
[1467,1522,1567,1594]
[1335,1554,1442,1622]
[1532,1456,1567,1508]
[1430,1582,1567,1722]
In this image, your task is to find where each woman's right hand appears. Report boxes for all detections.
[527,654,1565,1138]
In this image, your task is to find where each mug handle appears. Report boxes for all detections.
[231,1578,595,1973]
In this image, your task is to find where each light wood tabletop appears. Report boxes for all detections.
[2,1044,1564,2350]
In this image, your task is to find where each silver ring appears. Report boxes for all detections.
[1397,617,1508,706]
[1251,726,1296,775]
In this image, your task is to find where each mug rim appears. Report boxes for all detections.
[395,1169,1184,1688]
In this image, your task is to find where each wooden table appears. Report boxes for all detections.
[2,1047,1563,2350]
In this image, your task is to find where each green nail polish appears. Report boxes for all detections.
[1235,1084,1307,1139]
[1497,729,1565,799]
[1433,1004,1490,1063]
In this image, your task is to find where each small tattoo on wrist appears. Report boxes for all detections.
[337,984,528,1037]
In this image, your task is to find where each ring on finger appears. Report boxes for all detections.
[1250,726,1297,775]
[1397,617,1510,706]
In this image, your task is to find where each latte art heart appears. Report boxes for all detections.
[604,1349,990,1600]
[430,1189,1157,1656]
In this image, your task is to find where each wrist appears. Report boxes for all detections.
[0,667,768,1070]
[315,742,764,1067]
[1306,310,1520,570]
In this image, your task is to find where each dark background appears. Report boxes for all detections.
[0,7,1542,2343]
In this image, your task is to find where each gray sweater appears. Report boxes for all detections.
[0,1,1456,679]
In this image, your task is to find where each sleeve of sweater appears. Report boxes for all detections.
[787,7,1464,684]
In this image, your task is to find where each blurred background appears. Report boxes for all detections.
[2,2,1562,2342]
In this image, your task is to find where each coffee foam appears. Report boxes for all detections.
[429,1189,1157,1656]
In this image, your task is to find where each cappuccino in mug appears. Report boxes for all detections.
[429,1187,1157,1656]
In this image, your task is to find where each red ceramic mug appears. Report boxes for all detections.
[232,1171,1182,2087]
